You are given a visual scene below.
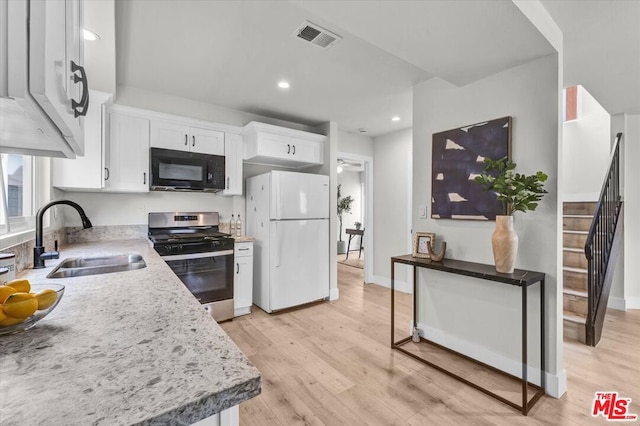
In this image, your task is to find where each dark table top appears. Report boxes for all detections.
[391,254,545,287]
[345,228,364,236]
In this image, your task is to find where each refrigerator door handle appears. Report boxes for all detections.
[274,221,281,268]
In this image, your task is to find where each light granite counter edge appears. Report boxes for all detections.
[0,238,261,426]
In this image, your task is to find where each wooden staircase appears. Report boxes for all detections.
[562,201,595,343]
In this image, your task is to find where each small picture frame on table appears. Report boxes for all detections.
[412,232,435,258]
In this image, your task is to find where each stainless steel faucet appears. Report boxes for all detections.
[33,200,92,269]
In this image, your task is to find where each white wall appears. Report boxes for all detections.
[625,115,640,308]
[612,114,640,309]
[562,86,611,199]
[412,54,560,390]
[116,86,314,131]
[61,191,233,227]
[338,130,374,158]
[373,128,412,288]
[337,170,363,240]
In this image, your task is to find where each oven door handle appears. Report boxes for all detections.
[161,250,234,261]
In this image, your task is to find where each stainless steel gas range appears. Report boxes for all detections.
[148,212,234,322]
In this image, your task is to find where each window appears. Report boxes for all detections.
[0,153,47,237]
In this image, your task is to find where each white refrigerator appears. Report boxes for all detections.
[246,171,330,313]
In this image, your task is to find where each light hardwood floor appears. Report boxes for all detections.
[221,264,640,425]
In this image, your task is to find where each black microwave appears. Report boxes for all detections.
[150,148,225,192]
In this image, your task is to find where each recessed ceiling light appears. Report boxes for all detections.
[337,166,343,174]
[83,28,100,41]
[392,116,401,122]
[278,81,290,89]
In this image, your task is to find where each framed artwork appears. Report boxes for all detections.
[412,232,435,258]
[431,116,512,221]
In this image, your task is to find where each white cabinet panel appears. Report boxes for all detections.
[53,91,112,190]
[234,242,253,317]
[223,133,243,196]
[151,119,224,155]
[244,122,325,169]
[29,0,85,153]
[191,127,224,155]
[1,0,87,158]
[150,120,189,151]
[108,112,150,192]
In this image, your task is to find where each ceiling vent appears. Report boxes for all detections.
[294,21,341,50]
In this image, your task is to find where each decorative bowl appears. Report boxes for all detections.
[0,283,65,336]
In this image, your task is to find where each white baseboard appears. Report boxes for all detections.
[416,323,566,397]
[329,287,339,301]
[371,274,412,294]
[234,307,251,317]
[608,296,626,311]
[626,297,640,310]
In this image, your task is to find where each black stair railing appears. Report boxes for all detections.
[584,132,623,346]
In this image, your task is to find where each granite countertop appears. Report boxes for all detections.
[0,239,261,426]
[233,236,255,243]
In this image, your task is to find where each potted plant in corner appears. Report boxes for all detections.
[474,157,548,273]
[337,184,354,255]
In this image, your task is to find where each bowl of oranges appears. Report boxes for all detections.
[0,279,64,335]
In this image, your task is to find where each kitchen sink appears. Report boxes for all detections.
[47,254,147,279]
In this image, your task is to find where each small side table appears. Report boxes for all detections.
[390,255,546,415]
[344,228,364,260]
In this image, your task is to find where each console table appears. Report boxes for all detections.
[344,228,364,260]
[390,255,545,415]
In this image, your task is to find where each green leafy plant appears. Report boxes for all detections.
[474,157,548,215]
[337,184,354,242]
[354,221,362,230]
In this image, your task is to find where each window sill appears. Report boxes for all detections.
[0,228,39,251]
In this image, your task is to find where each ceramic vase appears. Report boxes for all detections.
[492,215,518,273]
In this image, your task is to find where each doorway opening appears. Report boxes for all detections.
[336,152,373,284]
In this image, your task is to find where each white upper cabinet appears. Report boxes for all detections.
[151,119,224,155]
[0,0,87,158]
[53,91,112,191]
[223,133,243,196]
[108,109,150,192]
[243,122,325,168]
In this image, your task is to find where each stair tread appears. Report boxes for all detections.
[563,288,588,298]
[563,214,593,218]
[563,247,585,253]
[563,230,589,235]
[564,266,588,274]
[563,313,587,324]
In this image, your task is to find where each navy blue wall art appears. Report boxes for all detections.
[431,116,512,220]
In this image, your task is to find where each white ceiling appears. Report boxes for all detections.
[541,0,640,115]
[112,1,639,136]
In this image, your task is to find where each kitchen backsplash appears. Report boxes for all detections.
[1,225,147,273]
[1,229,67,273]
[66,225,147,244]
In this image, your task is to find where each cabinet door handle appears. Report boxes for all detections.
[292,144,296,155]
[184,134,188,146]
[238,248,249,251]
[104,167,110,181]
[143,172,146,185]
[236,263,240,274]
[70,61,89,118]
[192,135,195,147]
[287,144,290,154]
[226,176,230,189]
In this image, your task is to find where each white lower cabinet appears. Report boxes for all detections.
[234,242,253,317]
[190,405,239,426]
